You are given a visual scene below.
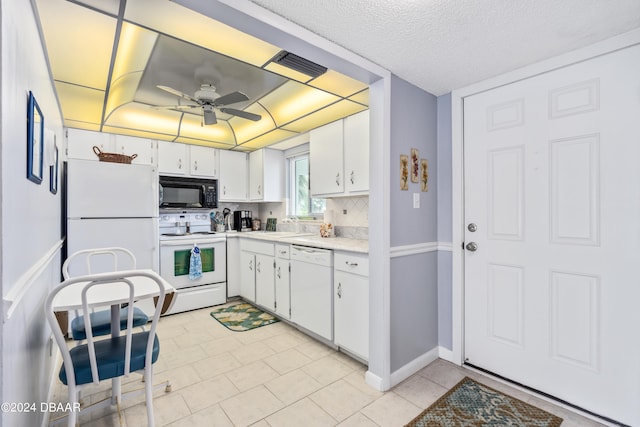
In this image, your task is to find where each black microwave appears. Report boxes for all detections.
[159,176,218,209]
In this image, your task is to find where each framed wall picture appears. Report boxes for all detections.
[410,148,419,183]
[27,91,44,184]
[400,154,409,190]
[50,140,58,194]
[420,158,429,192]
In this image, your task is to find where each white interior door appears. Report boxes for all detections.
[463,44,640,425]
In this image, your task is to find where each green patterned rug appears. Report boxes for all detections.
[406,377,563,427]
[210,302,279,332]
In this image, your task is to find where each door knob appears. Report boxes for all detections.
[466,242,478,252]
[467,223,477,232]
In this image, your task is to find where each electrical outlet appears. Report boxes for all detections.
[343,209,347,214]
[413,193,420,209]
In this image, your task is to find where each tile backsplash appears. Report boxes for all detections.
[326,196,369,227]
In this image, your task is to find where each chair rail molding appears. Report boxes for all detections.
[3,239,64,321]
[390,241,453,258]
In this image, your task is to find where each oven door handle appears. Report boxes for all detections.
[160,238,225,246]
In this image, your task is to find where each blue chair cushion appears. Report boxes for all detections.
[59,332,159,386]
[70,307,149,341]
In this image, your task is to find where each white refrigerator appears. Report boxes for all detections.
[66,159,159,277]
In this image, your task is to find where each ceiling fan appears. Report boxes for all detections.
[154,84,261,125]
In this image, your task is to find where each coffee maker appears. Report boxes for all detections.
[233,210,252,232]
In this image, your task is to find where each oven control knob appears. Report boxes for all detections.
[162,215,169,221]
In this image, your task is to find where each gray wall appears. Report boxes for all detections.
[389,76,437,245]
[389,75,439,371]
[436,93,453,350]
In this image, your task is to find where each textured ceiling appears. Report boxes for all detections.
[248,0,640,96]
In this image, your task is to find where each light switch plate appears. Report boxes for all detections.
[413,193,420,208]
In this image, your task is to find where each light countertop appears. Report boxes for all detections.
[225,231,369,254]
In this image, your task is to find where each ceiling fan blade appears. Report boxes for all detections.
[157,85,200,104]
[203,105,217,125]
[213,91,249,106]
[152,105,199,110]
[219,108,262,122]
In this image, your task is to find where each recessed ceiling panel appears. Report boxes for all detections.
[111,23,158,83]
[124,0,281,67]
[55,82,105,125]
[37,0,116,89]
[178,114,236,145]
[106,72,143,118]
[228,104,275,143]
[239,129,299,150]
[105,102,181,136]
[64,120,101,132]
[101,125,176,142]
[134,34,287,111]
[348,89,370,106]
[173,137,236,150]
[309,70,369,98]
[73,0,120,15]
[283,100,367,133]
[260,81,340,126]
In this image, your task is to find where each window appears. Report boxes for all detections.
[288,153,325,217]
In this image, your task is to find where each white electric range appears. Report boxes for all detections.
[159,210,226,315]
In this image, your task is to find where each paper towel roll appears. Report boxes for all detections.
[324,209,334,225]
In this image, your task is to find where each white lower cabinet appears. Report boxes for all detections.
[240,251,256,302]
[334,251,369,361]
[255,254,275,311]
[274,244,291,319]
[240,239,275,307]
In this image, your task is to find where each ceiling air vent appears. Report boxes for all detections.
[271,51,327,78]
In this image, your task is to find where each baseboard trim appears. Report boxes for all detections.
[438,346,455,363]
[365,370,388,391]
[390,346,440,387]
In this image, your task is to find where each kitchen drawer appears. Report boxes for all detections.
[240,239,274,256]
[275,244,290,259]
[334,251,368,276]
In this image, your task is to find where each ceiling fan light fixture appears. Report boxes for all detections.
[270,50,327,78]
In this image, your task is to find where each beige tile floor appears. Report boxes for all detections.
[51,303,608,426]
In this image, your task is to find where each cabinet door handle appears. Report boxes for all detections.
[345,261,358,267]
[350,171,355,184]
[258,184,261,195]
[249,259,253,271]
[223,185,227,195]
[277,266,281,279]
[337,283,342,299]
[194,160,198,171]
[336,173,340,186]
[178,158,182,169]
[257,261,261,273]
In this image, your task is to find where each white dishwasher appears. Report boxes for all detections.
[290,245,333,341]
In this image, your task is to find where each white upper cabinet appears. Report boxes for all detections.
[310,120,344,196]
[249,148,284,202]
[157,140,187,174]
[157,141,218,178]
[343,110,369,194]
[310,110,369,197]
[219,150,248,201]
[189,145,218,178]
[66,128,156,165]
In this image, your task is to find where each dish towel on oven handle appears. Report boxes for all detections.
[189,244,202,280]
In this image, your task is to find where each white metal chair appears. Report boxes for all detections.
[45,270,169,427]
[62,247,149,341]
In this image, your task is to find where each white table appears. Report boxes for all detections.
[50,269,173,407]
